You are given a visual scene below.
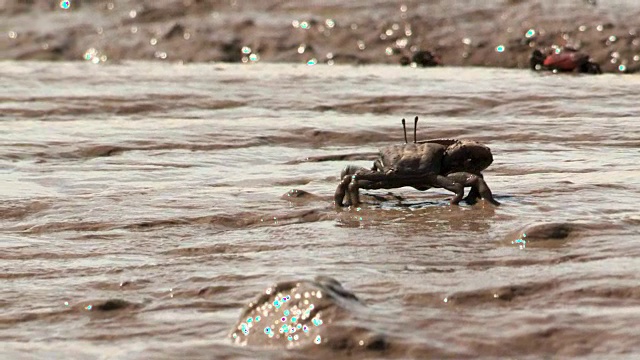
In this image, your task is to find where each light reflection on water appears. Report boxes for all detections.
[1,62,639,358]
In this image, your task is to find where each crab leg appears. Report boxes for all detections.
[335,174,352,207]
[335,165,370,207]
[444,172,500,205]
[460,173,485,204]
[344,171,439,207]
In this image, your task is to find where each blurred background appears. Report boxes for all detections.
[2,0,639,72]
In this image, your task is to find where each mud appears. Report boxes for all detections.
[1,57,639,358]
[2,0,640,73]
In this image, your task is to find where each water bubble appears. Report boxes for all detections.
[41,43,49,50]
[292,20,300,28]
[154,51,167,59]
[634,55,639,62]
[611,51,620,59]
[385,29,394,36]
[525,29,536,38]
[300,21,309,30]
[314,335,322,344]
[150,38,158,46]
[307,58,317,66]
[495,45,505,53]
[385,47,393,56]
[249,53,259,62]
[357,40,366,50]
[400,4,407,12]
[512,238,526,249]
[60,1,71,9]
[462,37,472,45]
[130,26,138,34]
[350,23,358,30]
[405,26,412,37]
[86,305,93,310]
[183,32,191,40]
[129,10,137,18]
[8,31,17,39]
[241,46,251,54]
[297,44,306,54]
[327,59,335,65]
[618,64,626,72]
[609,35,617,42]
[325,19,335,28]
[579,25,587,32]
[84,48,97,60]
[107,2,115,10]
[396,38,408,48]
[596,25,604,31]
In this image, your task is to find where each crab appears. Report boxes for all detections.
[334,116,500,207]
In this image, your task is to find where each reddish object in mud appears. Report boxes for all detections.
[542,52,587,71]
[530,49,602,74]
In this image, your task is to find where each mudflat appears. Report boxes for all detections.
[2,0,639,72]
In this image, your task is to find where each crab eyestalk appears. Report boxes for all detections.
[413,116,418,143]
[401,118,408,144]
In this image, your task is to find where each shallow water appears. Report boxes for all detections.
[1,61,640,359]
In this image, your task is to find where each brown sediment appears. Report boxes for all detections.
[229,276,390,353]
[8,208,333,234]
[280,189,320,201]
[2,0,639,73]
[0,200,51,220]
[285,152,379,165]
[2,37,640,358]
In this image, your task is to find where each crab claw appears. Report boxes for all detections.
[335,165,365,207]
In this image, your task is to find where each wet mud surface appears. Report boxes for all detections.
[1,59,640,359]
[2,0,640,73]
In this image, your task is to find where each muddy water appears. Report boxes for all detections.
[1,61,639,359]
